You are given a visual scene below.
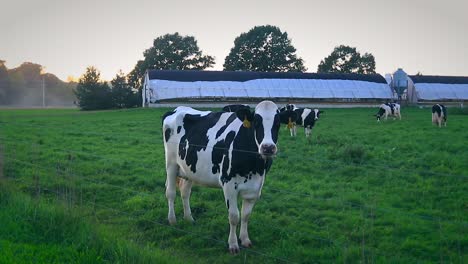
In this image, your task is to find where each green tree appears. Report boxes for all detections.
[74,66,112,110]
[110,70,139,108]
[128,33,215,90]
[223,25,306,72]
[317,45,376,74]
[0,60,12,105]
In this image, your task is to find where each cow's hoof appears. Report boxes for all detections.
[241,239,252,248]
[168,217,176,225]
[229,245,240,254]
[184,215,195,223]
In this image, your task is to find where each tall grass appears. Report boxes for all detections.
[0,181,180,264]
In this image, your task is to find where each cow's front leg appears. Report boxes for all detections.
[179,178,194,222]
[240,198,256,248]
[223,185,239,254]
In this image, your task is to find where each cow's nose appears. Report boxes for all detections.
[261,144,277,155]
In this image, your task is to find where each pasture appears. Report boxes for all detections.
[0,106,467,263]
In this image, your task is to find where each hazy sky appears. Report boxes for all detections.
[1,0,467,81]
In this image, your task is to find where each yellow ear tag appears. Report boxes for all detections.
[243,116,251,128]
[287,117,294,129]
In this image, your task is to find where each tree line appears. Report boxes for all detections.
[0,61,76,106]
[3,25,377,110]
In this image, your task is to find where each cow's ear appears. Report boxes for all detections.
[236,108,253,128]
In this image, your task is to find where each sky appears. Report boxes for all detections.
[1,0,467,81]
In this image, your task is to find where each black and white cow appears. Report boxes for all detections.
[375,103,401,122]
[280,104,323,138]
[432,104,447,127]
[162,101,296,254]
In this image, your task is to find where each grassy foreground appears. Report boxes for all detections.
[0,106,467,263]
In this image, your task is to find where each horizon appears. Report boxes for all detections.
[2,0,467,81]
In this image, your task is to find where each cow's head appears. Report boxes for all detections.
[236,101,296,158]
[375,107,385,121]
[313,109,323,121]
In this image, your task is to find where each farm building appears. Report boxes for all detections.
[406,75,468,104]
[142,70,394,107]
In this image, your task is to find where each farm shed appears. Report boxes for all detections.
[407,75,468,103]
[142,70,394,106]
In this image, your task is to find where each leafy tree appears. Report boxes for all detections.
[223,25,306,72]
[110,71,139,108]
[0,61,76,106]
[317,45,376,74]
[128,33,215,90]
[74,67,112,110]
[0,60,11,105]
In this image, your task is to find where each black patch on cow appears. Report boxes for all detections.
[177,126,182,133]
[162,110,176,124]
[219,119,274,185]
[386,103,395,115]
[441,105,447,121]
[294,108,305,125]
[216,113,237,139]
[226,199,230,209]
[302,111,316,129]
[212,131,236,174]
[279,110,297,125]
[179,112,223,173]
[253,114,264,145]
[271,114,281,142]
[164,128,171,142]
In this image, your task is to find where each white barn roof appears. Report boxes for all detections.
[409,75,468,101]
[144,70,393,103]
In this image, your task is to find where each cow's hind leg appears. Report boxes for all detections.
[165,164,178,225]
[223,185,239,254]
[240,198,256,248]
[178,178,194,222]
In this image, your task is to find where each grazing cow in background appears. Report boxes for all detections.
[162,101,296,254]
[375,103,401,122]
[222,104,250,113]
[432,104,447,127]
[280,104,323,138]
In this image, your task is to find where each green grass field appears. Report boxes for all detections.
[0,106,467,263]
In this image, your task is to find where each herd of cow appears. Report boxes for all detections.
[161,101,448,254]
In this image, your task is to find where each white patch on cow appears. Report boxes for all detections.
[302,108,312,123]
[313,109,320,120]
[254,101,278,154]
